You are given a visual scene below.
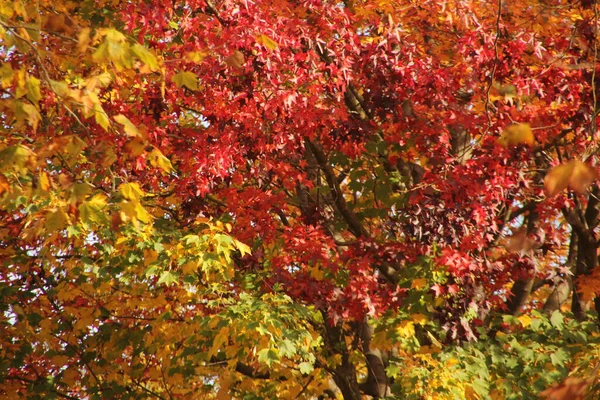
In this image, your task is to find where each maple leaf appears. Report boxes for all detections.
[498,123,535,147]
[539,377,592,400]
[544,160,597,196]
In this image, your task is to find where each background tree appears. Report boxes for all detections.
[2,0,600,399]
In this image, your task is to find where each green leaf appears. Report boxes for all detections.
[550,348,569,366]
[172,71,198,91]
[550,310,564,328]
[278,339,296,357]
[183,235,201,246]
[257,348,279,366]
[298,361,314,375]
[471,378,489,396]
[157,271,179,286]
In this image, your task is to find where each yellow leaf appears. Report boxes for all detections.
[25,76,41,104]
[79,195,108,226]
[114,114,140,137]
[256,34,278,50]
[172,71,198,91]
[186,49,210,63]
[89,193,108,208]
[544,162,575,196]
[86,73,112,91]
[147,148,174,173]
[498,123,534,147]
[446,357,459,367]
[20,103,41,131]
[64,135,87,157]
[92,41,109,62]
[39,171,51,191]
[119,182,145,201]
[134,202,152,223]
[569,161,598,194]
[181,260,200,275]
[0,64,14,88]
[0,2,14,18]
[130,43,159,71]
[544,160,597,196]
[0,144,34,172]
[208,327,230,359]
[93,102,110,130]
[235,240,252,257]
[397,320,415,338]
[518,314,532,327]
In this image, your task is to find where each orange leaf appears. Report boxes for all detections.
[225,50,245,69]
[0,175,9,195]
[498,123,535,147]
[569,161,597,194]
[539,376,591,400]
[502,229,538,253]
[544,160,597,196]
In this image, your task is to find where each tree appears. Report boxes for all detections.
[2,0,600,398]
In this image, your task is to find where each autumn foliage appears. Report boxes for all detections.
[3,0,600,399]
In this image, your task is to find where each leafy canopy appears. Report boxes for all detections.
[2,0,600,399]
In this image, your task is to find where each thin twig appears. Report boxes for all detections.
[480,0,503,143]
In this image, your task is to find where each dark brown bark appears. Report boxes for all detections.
[565,190,600,319]
[321,317,363,400]
[506,278,535,315]
[306,139,370,238]
[357,322,389,398]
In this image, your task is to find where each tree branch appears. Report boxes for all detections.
[305,139,369,238]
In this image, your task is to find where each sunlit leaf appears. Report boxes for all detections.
[172,71,198,91]
[498,123,534,147]
[544,160,597,196]
[114,114,140,137]
[119,182,145,201]
[256,34,278,50]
